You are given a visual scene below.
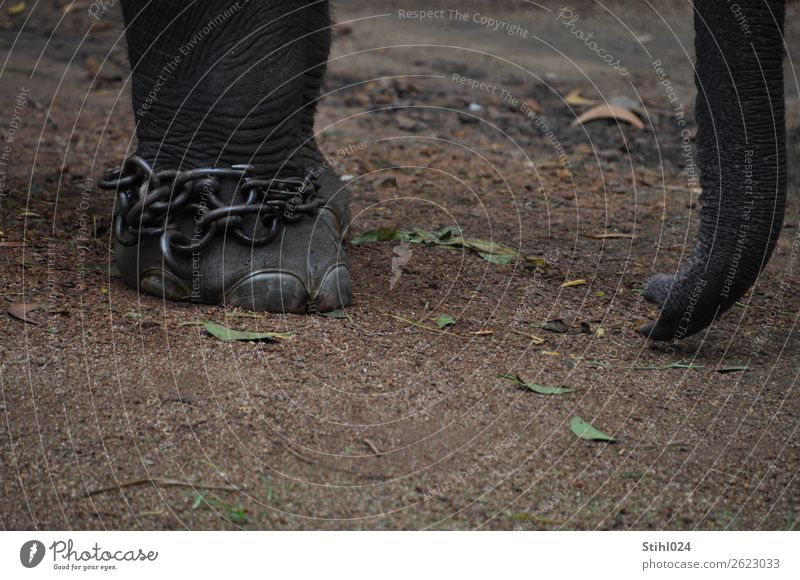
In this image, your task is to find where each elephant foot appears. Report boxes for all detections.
[639,267,720,342]
[101,158,352,314]
[642,273,675,308]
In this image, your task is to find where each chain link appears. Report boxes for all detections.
[98,156,320,272]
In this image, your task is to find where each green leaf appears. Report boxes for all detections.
[570,416,616,442]
[351,228,406,244]
[498,373,576,395]
[525,256,547,267]
[717,366,749,374]
[436,314,456,329]
[350,225,519,265]
[432,225,462,240]
[202,322,294,343]
[561,278,587,288]
[667,362,704,370]
[634,361,704,371]
[227,507,249,525]
[320,310,350,319]
[192,492,205,509]
[461,237,514,255]
[478,252,516,265]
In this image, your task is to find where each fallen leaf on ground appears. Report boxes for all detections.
[202,322,293,343]
[561,279,587,288]
[510,330,546,345]
[353,226,519,265]
[571,103,645,129]
[525,256,547,267]
[541,319,570,333]
[320,310,350,320]
[564,89,598,106]
[351,228,406,244]
[570,416,616,442]
[5,2,26,16]
[716,366,749,374]
[570,355,612,369]
[634,362,704,371]
[499,373,577,395]
[0,241,25,248]
[478,252,516,265]
[436,314,455,329]
[8,302,44,324]
[584,232,635,240]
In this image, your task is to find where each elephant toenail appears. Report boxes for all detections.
[313,264,353,312]
[139,270,189,301]
[225,272,309,313]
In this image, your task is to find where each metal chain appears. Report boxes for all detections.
[98,156,320,272]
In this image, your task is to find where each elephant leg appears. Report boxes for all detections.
[641,0,786,340]
[108,0,351,313]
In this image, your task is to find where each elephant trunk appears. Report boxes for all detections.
[641,0,786,341]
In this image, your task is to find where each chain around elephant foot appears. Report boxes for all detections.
[99,157,353,313]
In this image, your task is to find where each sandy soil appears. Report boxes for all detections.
[1,0,799,530]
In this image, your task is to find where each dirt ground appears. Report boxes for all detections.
[1,0,799,530]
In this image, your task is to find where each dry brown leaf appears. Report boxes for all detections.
[6,1,26,16]
[564,89,598,106]
[584,232,635,240]
[571,104,645,129]
[8,302,44,324]
[0,241,25,248]
[561,279,588,288]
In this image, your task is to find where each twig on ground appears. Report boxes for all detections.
[286,445,318,465]
[84,477,239,497]
[509,329,546,345]
[388,314,465,339]
[363,438,383,457]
